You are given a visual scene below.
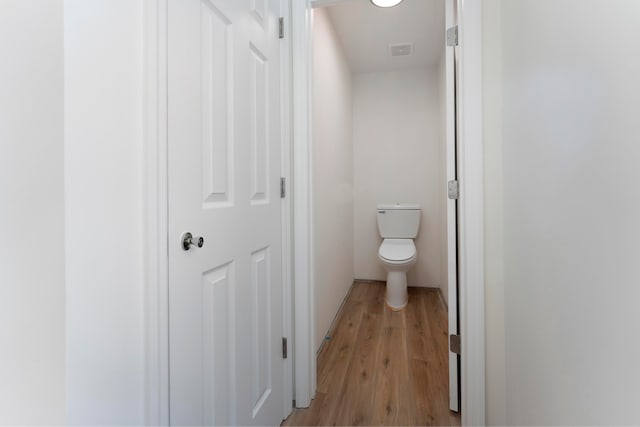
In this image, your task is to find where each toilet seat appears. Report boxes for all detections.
[378,239,416,263]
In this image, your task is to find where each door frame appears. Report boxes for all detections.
[445,0,459,413]
[455,1,486,425]
[143,0,295,424]
[295,0,486,425]
[144,0,169,424]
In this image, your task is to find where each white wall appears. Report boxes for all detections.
[483,1,640,424]
[0,1,66,424]
[353,69,446,289]
[312,8,354,351]
[64,1,145,424]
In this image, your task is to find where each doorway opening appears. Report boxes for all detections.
[286,0,460,424]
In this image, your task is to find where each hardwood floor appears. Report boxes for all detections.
[282,281,461,426]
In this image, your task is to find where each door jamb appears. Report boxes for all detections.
[290,0,316,408]
[295,1,486,425]
[280,0,295,418]
[456,1,486,425]
[144,0,170,424]
[445,0,460,413]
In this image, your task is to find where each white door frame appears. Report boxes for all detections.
[445,0,459,412]
[455,1,486,425]
[290,0,316,409]
[143,0,295,424]
[279,0,295,419]
[294,1,486,425]
[144,0,170,424]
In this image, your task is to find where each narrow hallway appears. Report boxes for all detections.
[283,282,460,426]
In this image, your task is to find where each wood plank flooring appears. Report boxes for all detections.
[283,281,461,426]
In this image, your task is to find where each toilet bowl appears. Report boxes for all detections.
[376,204,421,311]
[378,239,417,310]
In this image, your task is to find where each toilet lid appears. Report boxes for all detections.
[379,239,416,262]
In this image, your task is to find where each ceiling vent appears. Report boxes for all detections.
[389,43,413,57]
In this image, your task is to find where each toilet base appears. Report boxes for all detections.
[385,271,408,311]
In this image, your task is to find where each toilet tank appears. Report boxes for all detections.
[377,203,422,238]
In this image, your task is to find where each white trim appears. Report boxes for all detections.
[457,0,486,425]
[291,0,316,408]
[445,0,460,413]
[143,0,170,425]
[310,0,356,7]
[280,0,294,419]
[292,0,486,424]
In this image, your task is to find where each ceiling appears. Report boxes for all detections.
[321,0,445,73]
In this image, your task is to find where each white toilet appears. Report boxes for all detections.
[377,203,421,311]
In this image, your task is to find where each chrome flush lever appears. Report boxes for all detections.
[181,232,204,251]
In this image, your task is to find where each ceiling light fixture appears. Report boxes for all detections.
[370,0,404,8]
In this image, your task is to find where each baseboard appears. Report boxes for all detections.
[407,286,449,311]
[436,288,448,310]
[353,280,449,310]
[353,278,385,285]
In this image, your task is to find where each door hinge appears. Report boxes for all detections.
[450,334,461,355]
[279,17,284,39]
[447,25,459,47]
[280,177,286,198]
[448,180,459,200]
[282,337,288,359]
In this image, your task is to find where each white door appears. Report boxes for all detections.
[445,0,460,413]
[168,0,284,425]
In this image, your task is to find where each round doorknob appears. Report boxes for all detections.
[181,232,204,251]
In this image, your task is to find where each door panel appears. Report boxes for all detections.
[168,0,283,425]
[202,262,235,426]
[201,0,233,207]
[248,43,270,204]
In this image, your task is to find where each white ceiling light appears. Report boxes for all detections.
[370,0,404,8]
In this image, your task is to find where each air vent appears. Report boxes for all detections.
[389,43,413,57]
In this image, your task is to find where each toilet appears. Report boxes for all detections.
[377,203,421,310]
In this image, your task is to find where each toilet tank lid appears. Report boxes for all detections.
[377,203,421,210]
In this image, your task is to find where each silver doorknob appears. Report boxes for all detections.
[181,232,204,251]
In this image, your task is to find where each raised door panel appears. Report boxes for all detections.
[250,247,272,419]
[249,43,269,205]
[250,0,268,27]
[201,0,234,208]
[202,262,236,425]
